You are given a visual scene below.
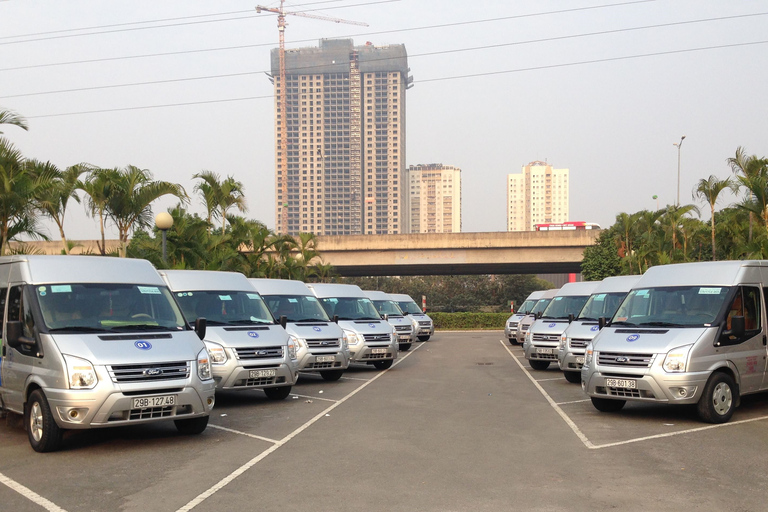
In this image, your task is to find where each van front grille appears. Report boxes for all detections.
[363,334,391,343]
[532,333,560,343]
[306,338,340,349]
[235,346,283,359]
[109,362,189,383]
[569,338,590,348]
[597,352,654,368]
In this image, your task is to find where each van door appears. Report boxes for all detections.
[719,286,764,394]
[2,284,42,412]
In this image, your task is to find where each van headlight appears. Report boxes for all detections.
[342,329,361,346]
[290,335,306,349]
[663,344,693,373]
[559,335,568,350]
[340,336,348,350]
[287,337,299,360]
[584,343,594,367]
[197,349,212,381]
[204,341,227,364]
[525,331,532,344]
[64,355,98,389]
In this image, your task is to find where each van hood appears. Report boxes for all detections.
[563,321,601,341]
[205,324,288,347]
[50,332,203,365]
[593,326,709,354]
[287,322,343,339]
[338,319,393,334]
[530,319,571,336]
[507,313,526,323]
[387,316,410,326]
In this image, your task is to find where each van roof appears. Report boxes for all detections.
[539,288,560,299]
[0,255,164,285]
[159,269,254,292]
[524,290,547,301]
[555,281,600,297]
[389,293,416,302]
[634,261,768,288]
[592,275,642,294]
[306,282,366,298]
[249,278,311,296]
[363,290,393,301]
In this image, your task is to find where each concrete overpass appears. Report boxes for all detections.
[10,230,599,277]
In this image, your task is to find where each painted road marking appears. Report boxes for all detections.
[0,472,68,512]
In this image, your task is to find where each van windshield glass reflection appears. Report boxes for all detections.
[318,297,381,321]
[174,290,275,326]
[612,286,732,327]
[262,294,330,323]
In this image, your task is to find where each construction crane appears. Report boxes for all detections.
[256,1,368,235]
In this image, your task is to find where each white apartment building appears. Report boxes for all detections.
[407,164,461,233]
[507,161,569,231]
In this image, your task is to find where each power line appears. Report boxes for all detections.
[25,39,768,119]
[3,12,766,99]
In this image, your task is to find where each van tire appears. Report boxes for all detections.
[563,371,581,384]
[373,360,393,370]
[508,337,518,345]
[174,415,209,435]
[399,343,412,351]
[418,335,431,341]
[320,370,344,381]
[529,360,550,371]
[591,397,626,412]
[264,386,292,400]
[697,372,736,423]
[25,389,63,453]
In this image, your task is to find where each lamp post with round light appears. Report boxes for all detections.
[673,135,686,206]
[155,212,173,265]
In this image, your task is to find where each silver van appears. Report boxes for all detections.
[0,256,215,452]
[515,288,560,345]
[390,293,434,341]
[557,276,641,383]
[364,290,414,351]
[583,260,768,423]
[159,270,298,400]
[249,278,350,381]
[523,281,599,370]
[505,290,545,344]
[307,283,398,370]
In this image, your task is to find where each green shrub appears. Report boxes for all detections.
[430,312,509,330]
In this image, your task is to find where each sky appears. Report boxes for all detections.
[1,0,767,241]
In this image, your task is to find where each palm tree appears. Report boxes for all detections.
[32,162,90,254]
[736,169,768,236]
[0,107,28,134]
[193,170,221,232]
[103,165,187,257]
[193,171,247,233]
[694,175,737,260]
[218,176,247,233]
[661,204,700,259]
[82,167,119,255]
[727,147,767,242]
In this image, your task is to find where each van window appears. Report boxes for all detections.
[318,297,381,321]
[726,287,761,332]
[613,286,731,327]
[174,290,275,326]
[7,285,39,356]
[263,295,330,322]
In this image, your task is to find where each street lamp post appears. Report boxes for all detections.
[673,135,686,206]
[155,212,174,265]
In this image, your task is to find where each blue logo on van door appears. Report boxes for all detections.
[313,327,321,332]
[248,332,260,338]
[135,341,152,350]
[626,334,639,342]
[591,326,600,332]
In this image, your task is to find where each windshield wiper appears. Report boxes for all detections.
[541,316,565,320]
[109,324,176,332]
[293,318,326,323]
[610,321,637,326]
[577,317,598,322]
[47,326,111,333]
[225,319,273,325]
[638,321,685,328]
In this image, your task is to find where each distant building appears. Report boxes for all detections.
[270,38,412,235]
[406,164,462,233]
[507,161,569,231]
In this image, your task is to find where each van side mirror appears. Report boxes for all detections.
[333,315,339,324]
[5,320,23,349]
[382,314,389,321]
[724,316,746,341]
[194,317,207,341]
[279,315,287,329]
[568,313,574,323]
[536,311,542,319]
[598,317,607,329]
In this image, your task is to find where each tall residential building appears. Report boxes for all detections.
[507,161,569,231]
[271,38,411,235]
[406,164,462,233]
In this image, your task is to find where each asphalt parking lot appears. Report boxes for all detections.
[2,331,768,511]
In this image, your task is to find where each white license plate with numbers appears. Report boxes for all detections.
[536,347,554,354]
[575,356,585,364]
[250,369,277,378]
[606,378,637,389]
[372,348,387,354]
[132,395,176,409]
[316,355,335,363]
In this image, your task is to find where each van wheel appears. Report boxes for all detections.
[320,370,344,381]
[399,343,412,351]
[508,337,518,345]
[697,372,736,423]
[591,397,626,412]
[25,390,63,453]
[373,360,393,370]
[529,360,550,371]
[418,336,431,342]
[564,371,581,384]
[264,386,292,400]
[174,415,209,435]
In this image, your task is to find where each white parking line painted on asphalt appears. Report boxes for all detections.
[207,425,281,444]
[0,472,68,512]
[535,377,564,382]
[339,376,370,382]
[290,394,338,403]
[555,399,591,405]
[177,342,426,512]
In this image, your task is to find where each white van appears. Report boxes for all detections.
[159,270,298,400]
[306,283,398,370]
[505,290,546,344]
[249,278,350,381]
[515,288,560,345]
[523,281,599,370]
[0,256,215,452]
[557,276,641,383]
[390,293,434,341]
[583,261,768,423]
[363,290,414,351]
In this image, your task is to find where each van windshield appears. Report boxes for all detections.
[542,295,590,320]
[530,298,552,315]
[318,297,382,321]
[37,283,186,332]
[517,299,537,315]
[577,292,628,321]
[372,300,404,317]
[397,301,423,315]
[262,294,330,322]
[612,286,732,327]
[174,290,275,326]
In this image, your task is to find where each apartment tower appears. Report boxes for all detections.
[406,164,462,233]
[507,161,569,231]
[271,39,411,235]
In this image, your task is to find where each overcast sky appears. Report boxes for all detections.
[1,0,767,240]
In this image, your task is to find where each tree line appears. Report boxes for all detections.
[582,146,768,280]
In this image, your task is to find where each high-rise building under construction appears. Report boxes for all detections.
[270,38,411,235]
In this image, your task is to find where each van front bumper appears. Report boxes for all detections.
[524,342,559,362]
[298,349,350,372]
[558,347,586,372]
[213,360,298,390]
[348,343,398,363]
[583,366,711,404]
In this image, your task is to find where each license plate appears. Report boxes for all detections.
[132,395,176,409]
[575,356,585,364]
[606,378,637,389]
[372,348,386,354]
[536,347,553,354]
[316,355,335,363]
[250,369,277,378]
[399,335,410,341]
